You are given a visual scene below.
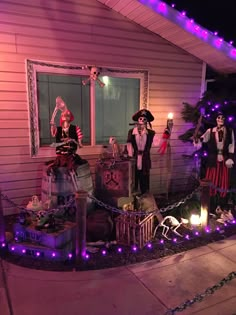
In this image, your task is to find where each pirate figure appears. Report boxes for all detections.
[46,97,87,177]
[127,109,156,194]
[195,111,235,197]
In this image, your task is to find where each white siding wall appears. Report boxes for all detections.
[0,0,203,214]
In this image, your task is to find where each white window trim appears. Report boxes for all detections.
[26,59,149,158]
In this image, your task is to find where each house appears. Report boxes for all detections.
[0,0,235,215]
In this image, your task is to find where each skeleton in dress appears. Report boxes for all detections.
[194,113,235,198]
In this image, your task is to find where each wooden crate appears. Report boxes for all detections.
[95,159,135,206]
[115,213,154,248]
[13,221,76,249]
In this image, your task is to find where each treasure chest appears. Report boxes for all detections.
[14,221,76,249]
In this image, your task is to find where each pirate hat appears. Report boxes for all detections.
[132,109,154,122]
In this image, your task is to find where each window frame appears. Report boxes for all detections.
[26,59,149,157]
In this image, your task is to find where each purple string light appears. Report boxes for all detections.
[84,254,90,260]
[4,212,236,261]
[117,247,122,253]
[141,0,236,58]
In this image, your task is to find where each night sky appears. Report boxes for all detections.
[164,0,236,44]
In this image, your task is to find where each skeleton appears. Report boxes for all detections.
[48,97,83,208]
[214,205,235,224]
[26,195,43,211]
[82,66,105,88]
[153,216,189,240]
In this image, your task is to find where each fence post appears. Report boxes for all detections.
[200,179,210,228]
[74,190,87,264]
[0,190,6,244]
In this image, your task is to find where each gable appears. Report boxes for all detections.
[97,0,236,74]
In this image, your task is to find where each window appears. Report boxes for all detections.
[37,73,90,145]
[27,60,148,157]
[95,76,140,144]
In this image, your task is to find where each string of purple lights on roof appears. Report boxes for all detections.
[139,0,236,59]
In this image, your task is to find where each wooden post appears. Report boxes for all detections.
[200,179,210,228]
[0,190,6,244]
[74,190,87,264]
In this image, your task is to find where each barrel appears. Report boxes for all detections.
[41,163,94,213]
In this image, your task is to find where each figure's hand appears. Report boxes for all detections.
[50,124,57,137]
[78,140,83,148]
[225,159,234,168]
[193,137,202,149]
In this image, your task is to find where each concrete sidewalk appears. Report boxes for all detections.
[0,236,236,315]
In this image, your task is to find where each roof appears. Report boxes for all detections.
[97,0,236,74]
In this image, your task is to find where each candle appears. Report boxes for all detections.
[200,207,208,228]
[167,113,174,133]
[190,214,201,226]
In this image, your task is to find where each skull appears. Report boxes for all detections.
[216,114,225,127]
[90,67,100,80]
[138,116,147,125]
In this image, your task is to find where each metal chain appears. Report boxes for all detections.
[0,180,201,218]
[88,186,201,216]
[1,184,200,218]
[0,192,75,216]
[165,271,236,314]
[97,158,117,169]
